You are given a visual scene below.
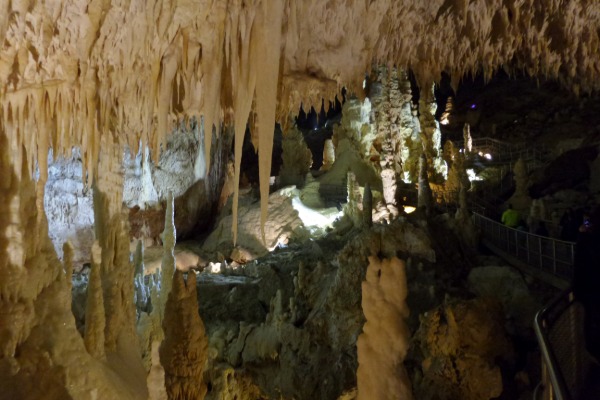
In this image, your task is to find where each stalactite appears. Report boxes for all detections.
[255,0,285,243]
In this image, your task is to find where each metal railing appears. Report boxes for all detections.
[471,137,549,164]
[472,213,576,280]
[534,289,591,400]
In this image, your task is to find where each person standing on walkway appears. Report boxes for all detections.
[560,207,578,241]
[573,207,600,361]
[501,204,520,228]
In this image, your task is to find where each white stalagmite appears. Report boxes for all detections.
[463,123,473,154]
[357,256,412,400]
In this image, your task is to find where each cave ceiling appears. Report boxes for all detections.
[0,0,599,221]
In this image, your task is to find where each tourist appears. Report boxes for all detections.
[534,221,549,236]
[573,207,600,361]
[501,204,519,228]
[559,208,578,241]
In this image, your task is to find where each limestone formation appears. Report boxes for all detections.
[418,154,433,213]
[418,84,447,183]
[2,1,600,398]
[439,97,453,126]
[370,66,404,217]
[84,242,106,360]
[321,99,380,192]
[278,126,313,188]
[202,191,306,260]
[414,298,514,400]
[357,256,412,400]
[160,270,208,400]
[321,139,336,171]
[463,123,473,155]
[508,158,532,212]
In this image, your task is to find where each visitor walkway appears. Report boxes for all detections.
[472,212,573,289]
[470,211,600,400]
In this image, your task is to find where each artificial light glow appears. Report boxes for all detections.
[208,262,222,273]
[280,187,343,236]
[484,153,492,160]
[404,206,416,214]
[291,196,342,230]
[466,168,483,182]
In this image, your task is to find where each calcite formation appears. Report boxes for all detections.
[160,270,208,400]
[508,157,532,212]
[278,126,313,188]
[2,1,600,398]
[418,84,447,183]
[357,256,412,400]
[414,298,514,400]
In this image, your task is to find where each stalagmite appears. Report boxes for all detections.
[357,256,412,400]
[508,158,532,212]
[63,241,74,293]
[463,123,473,154]
[418,154,433,214]
[371,66,403,218]
[418,84,446,183]
[160,270,208,400]
[159,192,177,319]
[279,126,313,187]
[84,241,106,360]
[321,139,336,171]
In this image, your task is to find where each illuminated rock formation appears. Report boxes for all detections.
[371,66,404,218]
[45,149,94,270]
[418,84,447,183]
[357,256,412,400]
[463,123,473,155]
[415,298,514,400]
[321,139,336,171]
[202,191,306,261]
